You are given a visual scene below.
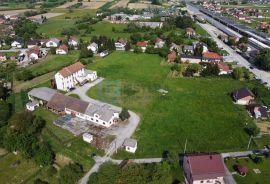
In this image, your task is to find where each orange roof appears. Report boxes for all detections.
[203,52,221,60]
[137,41,148,47]
[216,62,229,72]
[59,62,84,78]
[58,44,68,52]
[167,51,177,60]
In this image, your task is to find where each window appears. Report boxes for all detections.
[200,181,204,183]
[103,122,105,125]
[96,120,98,122]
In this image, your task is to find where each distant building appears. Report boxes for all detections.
[248,104,269,119]
[181,55,201,64]
[136,41,148,52]
[154,38,165,48]
[68,37,79,47]
[87,42,98,54]
[183,153,226,184]
[136,22,163,29]
[167,51,177,62]
[115,38,127,51]
[46,38,61,48]
[186,27,196,37]
[56,44,69,55]
[82,133,93,143]
[202,52,222,62]
[216,62,230,75]
[11,38,24,48]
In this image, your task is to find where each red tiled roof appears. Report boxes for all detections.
[59,62,85,78]
[187,154,226,180]
[203,52,221,60]
[137,41,148,47]
[58,44,68,53]
[28,46,40,55]
[216,62,229,72]
[167,51,177,60]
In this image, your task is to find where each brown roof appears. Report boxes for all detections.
[155,38,163,43]
[59,62,85,78]
[186,27,195,33]
[137,41,148,47]
[28,46,40,55]
[216,62,229,72]
[167,51,177,60]
[203,52,221,60]
[117,38,127,44]
[58,44,68,53]
[187,154,226,180]
[47,93,89,114]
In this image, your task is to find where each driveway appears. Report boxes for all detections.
[67,78,141,184]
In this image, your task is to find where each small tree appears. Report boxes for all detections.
[134,46,142,54]
[119,108,130,121]
[232,67,244,80]
[50,47,56,55]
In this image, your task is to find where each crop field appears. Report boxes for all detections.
[86,52,270,158]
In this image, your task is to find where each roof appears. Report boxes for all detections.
[155,38,163,43]
[14,38,24,44]
[48,38,60,44]
[167,51,177,60]
[186,27,195,33]
[248,105,268,118]
[181,54,202,59]
[26,100,39,107]
[216,62,229,72]
[137,41,148,47]
[186,154,226,180]
[123,138,137,148]
[57,44,68,52]
[58,62,85,78]
[116,38,127,44]
[28,46,40,55]
[233,88,255,100]
[184,45,194,50]
[85,103,118,122]
[203,52,221,60]
[237,165,248,174]
[28,87,57,102]
[47,93,89,114]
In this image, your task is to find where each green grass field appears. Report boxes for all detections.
[29,50,79,76]
[226,157,270,184]
[86,52,270,158]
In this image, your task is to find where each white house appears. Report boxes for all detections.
[136,41,148,52]
[82,133,93,143]
[11,38,24,48]
[54,62,97,91]
[56,45,68,55]
[123,138,137,153]
[100,50,109,57]
[27,46,40,61]
[154,38,165,48]
[26,100,39,111]
[0,54,7,62]
[46,38,60,48]
[183,154,226,184]
[87,42,98,54]
[68,37,79,47]
[115,38,127,51]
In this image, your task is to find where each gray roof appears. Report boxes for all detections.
[136,22,163,29]
[184,45,194,51]
[85,69,96,75]
[28,87,57,102]
[26,100,39,107]
[123,138,137,148]
[49,38,60,44]
[85,103,118,122]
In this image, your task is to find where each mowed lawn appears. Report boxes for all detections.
[226,157,270,184]
[87,52,270,158]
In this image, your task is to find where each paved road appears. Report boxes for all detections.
[68,78,141,184]
[188,5,270,88]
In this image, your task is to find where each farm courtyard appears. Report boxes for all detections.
[86,52,270,158]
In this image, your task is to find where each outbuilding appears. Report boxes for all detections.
[82,133,93,143]
[123,138,137,153]
[26,100,39,111]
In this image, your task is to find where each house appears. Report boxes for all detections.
[27,46,41,61]
[56,44,68,55]
[181,55,201,63]
[123,138,137,153]
[232,88,255,105]
[115,38,127,51]
[216,62,230,75]
[55,62,97,91]
[27,40,40,48]
[248,104,268,119]
[186,27,196,37]
[154,38,165,48]
[202,52,222,62]
[236,165,248,176]
[26,100,39,111]
[167,51,177,62]
[193,42,208,53]
[46,38,60,48]
[28,87,119,127]
[183,153,226,184]
[100,50,109,57]
[87,42,98,54]
[11,38,24,48]
[68,37,79,47]
[183,45,194,54]
[108,13,129,23]
[136,22,163,29]
[136,41,148,52]
[82,133,93,143]
[0,54,7,62]
[170,43,181,53]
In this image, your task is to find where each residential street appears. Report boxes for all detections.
[187,5,270,88]
[67,78,141,184]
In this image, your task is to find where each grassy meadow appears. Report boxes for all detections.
[86,52,270,158]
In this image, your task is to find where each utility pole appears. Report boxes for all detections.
[184,138,188,154]
[247,136,253,150]
[115,139,117,154]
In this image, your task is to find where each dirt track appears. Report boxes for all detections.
[110,0,129,9]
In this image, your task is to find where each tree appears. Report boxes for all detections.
[151,0,162,5]
[80,46,93,58]
[255,48,270,70]
[130,33,142,44]
[125,42,131,51]
[232,67,244,80]
[14,19,39,41]
[175,16,194,29]
[59,163,84,184]
[34,179,49,184]
[200,63,219,77]
[239,36,248,44]
[0,83,8,100]
[134,46,142,53]
[194,45,203,56]
[50,47,56,55]
[33,141,55,166]
[0,101,11,127]
[119,108,130,121]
